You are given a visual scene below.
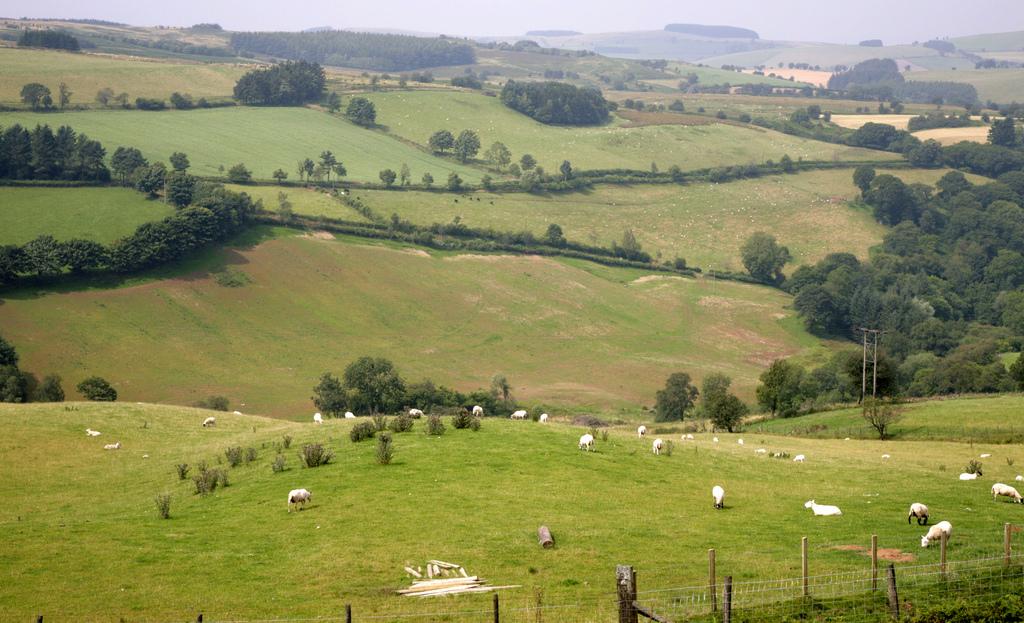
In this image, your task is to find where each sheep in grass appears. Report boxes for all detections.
[686,434,694,440]
[539,413,548,423]
[712,485,725,509]
[409,408,424,418]
[653,438,663,455]
[85,428,101,436]
[908,503,929,525]
[921,521,952,548]
[344,412,355,419]
[794,455,805,462]
[313,413,323,424]
[472,405,484,417]
[638,425,647,438]
[511,410,527,420]
[738,439,743,445]
[202,416,216,427]
[992,483,1024,504]
[1016,476,1024,482]
[959,471,982,480]
[104,442,121,450]
[578,434,595,451]
[805,500,842,516]
[287,489,312,513]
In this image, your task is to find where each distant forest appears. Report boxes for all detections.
[229,31,476,71]
[664,24,759,39]
[500,80,610,126]
[829,58,979,105]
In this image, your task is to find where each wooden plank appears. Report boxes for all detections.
[405,566,422,578]
[632,602,672,623]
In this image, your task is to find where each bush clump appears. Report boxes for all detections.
[271,455,286,473]
[192,467,227,496]
[350,421,377,442]
[376,431,394,465]
[389,413,415,433]
[966,459,983,475]
[298,442,335,468]
[225,446,244,467]
[244,447,258,465]
[372,414,388,431]
[469,417,481,432]
[451,408,474,429]
[282,434,292,449]
[426,414,446,436]
[174,463,190,480]
[155,494,171,519]
[194,395,230,410]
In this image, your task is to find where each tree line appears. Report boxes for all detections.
[0,123,109,181]
[233,60,326,106]
[229,31,475,72]
[500,80,610,126]
[827,58,979,105]
[17,29,80,50]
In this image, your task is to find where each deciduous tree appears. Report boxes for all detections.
[740,231,791,284]
[20,83,51,109]
[655,372,699,422]
[342,357,405,414]
[452,130,480,163]
[77,376,117,401]
[484,141,511,169]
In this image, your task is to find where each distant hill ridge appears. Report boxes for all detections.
[664,24,759,39]
[526,30,582,37]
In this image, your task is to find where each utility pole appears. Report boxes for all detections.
[857,328,888,402]
[872,329,888,399]
[857,328,869,403]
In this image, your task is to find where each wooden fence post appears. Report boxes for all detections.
[802,537,809,597]
[723,576,733,623]
[196,615,202,623]
[941,532,947,577]
[886,564,899,619]
[494,592,499,623]
[346,603,351,623]
[36,617,43,623]
[709,549,717,613]
[1006,523,1012,566]
[871,535,878,590]
[616,565,638,623]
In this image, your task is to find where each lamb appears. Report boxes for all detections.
[202,416,216,427]
[539,413,548,422]
[712,485,724,509]
[472,405,484,417]
[638,425,647,438]
[908,503,929,525]
[233,411,242,415]
[1016,476,1024,482]
[713,437,719,442]
[511,410,527,420]
[755,448,767,453]
[409,408,424,418]
[313,413,323,424]
[85,428,101,436]
[653,438,663,454]
[921,521,952,547]
[579,434,595,451]
[882,454,891,459]
[805,500,842,516]
[793,455,805,462]
[287,488,312,513]
[992,483,1024,503]
[104,442,121,450]
[686,434,694,440]
[344,412,355,419]
[738,439,743,445]
[980,454,992,458]
[959,471,982,480]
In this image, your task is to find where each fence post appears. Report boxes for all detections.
[709,549,717,613]
[940,532,947,577]
[871,535,878,590]
[346,603,351,623]
[37,617,42,623]
[1006,523,1012,566]
[616,565,638,623]
[196,616,202,623]
[886,564,899,619]
[802,537,809,597]
[723,576,733,623]
[494,592,499,623]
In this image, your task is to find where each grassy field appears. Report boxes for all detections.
[913,126,991,145]
[0,106,484,183]
[700,44,942,72]
[949,31,1024,52]
[0,47,244,107]
[0,227,811,416]
[3,399,1024,622]
[907,68,1024,106]
[0,187,175,245]
[363,91,901,174]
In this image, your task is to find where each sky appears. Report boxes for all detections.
[1,0,1022,45]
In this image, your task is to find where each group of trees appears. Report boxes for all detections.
[295,150,346,183]
[229,30,475,72]
[17,29,79,50]
[428,129,480,163]
[233,60,326,106]
[827,58,978,105]
[312,356,504,417]
[500,80,610,126]
[0,123,109,181]
[654,371,747,432]
[0,335,65,403]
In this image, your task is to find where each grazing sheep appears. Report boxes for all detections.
[314,413,323,424]
[992,483,1024,503]
[104,442,121,450]
[738,439,743,445]
[653,438,664,454]
[713,437,719,442]
[908,503,929,525]
[1016,475,1024,482]
[511,410,527,420]
[344,412,355,419]
[755,448,767,453]
[472,405,484,417]
[981,454,991,458]
[539,413,548,422]
[287,488,312,513]
[686,434,694,440]
[882,454,891,459]
[233,411,242,415]
[712,485,725,509]
[921,521,952,547]
[638,425,647,438]
[85,428,101,436]
[959,472,982,480]
[805,500,842,516]
[579,434,595,451]
[409,408,424,418]
[202,416,216,427]
[794,455,805,462]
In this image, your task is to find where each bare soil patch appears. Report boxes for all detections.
[830,114,916,131]
[833,545,915,562]
[913,127,990,146]
[300,231,336,240]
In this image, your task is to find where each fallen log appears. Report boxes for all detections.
[538,526,554,548]
[405,566,422,578]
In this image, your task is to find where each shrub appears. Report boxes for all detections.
[34,373,65,402]
[350,421,376,442]
[225,446,243,467]
[663,440,675,456]
[298,442,335,468]
[376,432,394,465]
[195,395,229,410]
[469,417,481,432]
[966,459,983,474]
[272,455,286,473]
[601,430,609,443]
[244,447,258,465]
[155,494,171,519]
[174,463,190,480]
[372,414,388,431]
[389,413,415,432]
[76,376,117,401]
[426,414,446,436]
[192,467,225,496]
[451,408,474,429]
[282,435,292,449]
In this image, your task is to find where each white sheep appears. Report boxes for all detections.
[638,425,647,438]
[981,454,991,458]
[287,488,312,513]
[908,503,929,525]
[344,412,355,419]
[85,428,101,436]
[539,413,548,422]
[755,448,766,453]
[882,454,891,459]
[409,408,424,418]
[202,416,216,427]
[686,434,694,440]
[959,471,982,480]
[992,483,1023,503]
[712,485,724,509]
[511,410,527,420]
[104,442,121,450]
[713,437,719,442]
[793,455,805,462]
[738,439,743,445]
[653,438,663,454]
[921,521,952,547]
[1016,475,1023,482]
[472,405,484,417]
[578,434,595,451]
[313,413,323,424]
[233,411,242,415]
[805,500,842,516]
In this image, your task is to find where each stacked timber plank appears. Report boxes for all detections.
[399,560,519,597]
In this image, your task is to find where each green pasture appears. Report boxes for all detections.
[362,90,901,174]
[661,64,804,87]
[0,186,174,245]
[950,31,1024,52]
[0,106,483,183]
[222,184,374,223]
[908,68,1024,107]
[699,44,940,72]
[0,228,808,415]
[3,400,1024,622]
[0,47,243,107]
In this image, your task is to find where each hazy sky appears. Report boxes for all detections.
[1,0,1021,45]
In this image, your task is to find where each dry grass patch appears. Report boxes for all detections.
[829,114,916,130]
[617,109,762,131]
[913,127,990,145]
